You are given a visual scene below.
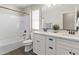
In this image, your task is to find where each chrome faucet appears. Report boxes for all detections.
[67,30,75,35]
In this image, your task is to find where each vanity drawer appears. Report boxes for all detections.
[47,37,55,44]
[46,44,56,55]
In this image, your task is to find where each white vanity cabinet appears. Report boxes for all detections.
[32,31,79,55]
[32,33,46,55]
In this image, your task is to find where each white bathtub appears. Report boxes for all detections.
[0,37,24,55]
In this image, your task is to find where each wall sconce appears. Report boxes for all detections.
[76,17,79,27]
[76,17,79,31]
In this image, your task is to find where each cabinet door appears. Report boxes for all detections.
[33,36,39,54]
[38,38,45,55]
[57,44,72,55]
[46,44,56,55]
[32,34,45,55]
[57,46,66,55]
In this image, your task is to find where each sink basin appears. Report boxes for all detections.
[60,33,79,38]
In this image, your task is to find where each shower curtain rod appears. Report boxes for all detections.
[0,6,29,15]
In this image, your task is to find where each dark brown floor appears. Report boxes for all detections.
[5,46,37,55]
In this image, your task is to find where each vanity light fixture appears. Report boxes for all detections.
[53,4,56,6]
[46,4,56,7]
[46,4,52,7]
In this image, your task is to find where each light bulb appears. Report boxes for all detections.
[53,4,56,6]
[46,4,52,7]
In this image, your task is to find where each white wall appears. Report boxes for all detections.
[42,4,79,29]
[25,5,43,31]
[23,7,31,38]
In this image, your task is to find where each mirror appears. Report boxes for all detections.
[63,12,76,30]
[41,4,79,31]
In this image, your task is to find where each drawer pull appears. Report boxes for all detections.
[49,38,53,41]
[22,34,26,36]
[69,52,72,54]
[37,40,40,42]
[49,47,53,49]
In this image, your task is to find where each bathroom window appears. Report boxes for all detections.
[32,9,40,31]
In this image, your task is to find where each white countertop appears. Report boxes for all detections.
[32,31,79,42]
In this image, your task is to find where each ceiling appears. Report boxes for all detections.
[11,4,31,8]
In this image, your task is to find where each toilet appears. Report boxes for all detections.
[23,39,33,52]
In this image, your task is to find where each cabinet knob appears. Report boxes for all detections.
[73,53,75,55]
[69,52,72,54]
[49,38,53,41]
[49,47,53,49]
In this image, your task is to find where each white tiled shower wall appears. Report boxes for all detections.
[0,5,30,54]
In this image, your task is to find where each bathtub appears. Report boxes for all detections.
[0,37,24,55]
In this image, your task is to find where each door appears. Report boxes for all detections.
[57,44,72,55]
[32,34,45,55]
